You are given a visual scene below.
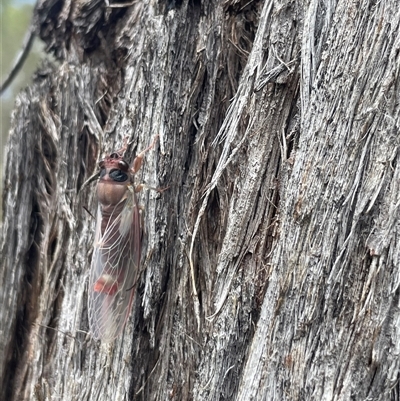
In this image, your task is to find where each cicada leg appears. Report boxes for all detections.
[131,134,159,174]
[131,135,168,193]
[134,183,168,193]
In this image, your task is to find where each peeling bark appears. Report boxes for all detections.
[1,0,400,400]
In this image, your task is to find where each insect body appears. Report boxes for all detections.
[88,139,156,342]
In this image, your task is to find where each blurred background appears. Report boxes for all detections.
[1,0,44,217]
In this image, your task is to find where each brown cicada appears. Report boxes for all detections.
[88,137,157,342]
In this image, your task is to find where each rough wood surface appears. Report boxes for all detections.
[1,0,400,400]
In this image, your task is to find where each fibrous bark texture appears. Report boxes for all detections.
[1,0,400,400]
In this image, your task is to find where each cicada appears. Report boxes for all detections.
[88,138,157,342]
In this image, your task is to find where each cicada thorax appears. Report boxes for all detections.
[97,152,132,207]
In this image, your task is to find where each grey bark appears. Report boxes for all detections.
[1,0,400,400]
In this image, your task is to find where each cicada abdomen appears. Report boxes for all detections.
[88,151,142,342]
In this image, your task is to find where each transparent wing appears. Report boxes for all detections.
[88,188,141,342]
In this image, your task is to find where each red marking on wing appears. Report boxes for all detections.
[93,275,120,295]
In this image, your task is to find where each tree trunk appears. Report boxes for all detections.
[1,0,400,400]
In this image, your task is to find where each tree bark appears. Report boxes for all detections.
[1,0,400,400]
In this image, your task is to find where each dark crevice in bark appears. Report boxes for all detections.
[37,0,131,63]
[5,198,42,400]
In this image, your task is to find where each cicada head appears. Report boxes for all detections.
[97,152,132,207]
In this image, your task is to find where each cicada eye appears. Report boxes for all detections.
[109,169,128,182]
[118,160,129,171]
[99,160,105,168]
[99,168,106,179]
